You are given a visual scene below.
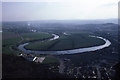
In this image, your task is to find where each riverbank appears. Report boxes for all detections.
[18,33,111,55]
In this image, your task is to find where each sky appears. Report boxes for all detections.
[2,0,120,21]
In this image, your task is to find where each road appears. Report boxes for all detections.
[57,58,65,74]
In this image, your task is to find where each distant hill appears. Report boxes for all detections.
[31,19,118,24]
[2,19,118,25]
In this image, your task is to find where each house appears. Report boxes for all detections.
[33,57,45,63]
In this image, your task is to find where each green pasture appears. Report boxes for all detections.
[2,32,21,54]
[21,32,53,43]
[42,56,59,64]
[2,31,53,54]
[25,32,105,51]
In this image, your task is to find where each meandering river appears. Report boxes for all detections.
[18,33,111,55]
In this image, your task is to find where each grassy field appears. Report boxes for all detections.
[25,32,105,50]
[2,32,21,54]
[21,32,53,43]
[3,37,21,46]
[2,31,53,54]
[43,56,59,64]
[25,32,105,51]
[2,31,61,65]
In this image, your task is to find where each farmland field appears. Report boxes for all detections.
[2,32,21,54]
[21,32,53,43]
[42,56,59,64]
[25,32,105,51]
[2,31,53,54]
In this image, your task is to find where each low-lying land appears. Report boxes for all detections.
[2,31,59,63]
[21,32,53,43]
[25,32,105,51]
[2,32,21,54]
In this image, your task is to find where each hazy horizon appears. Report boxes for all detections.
[2,0,119,21]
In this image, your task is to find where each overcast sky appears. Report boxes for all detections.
[2,0,119,21]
